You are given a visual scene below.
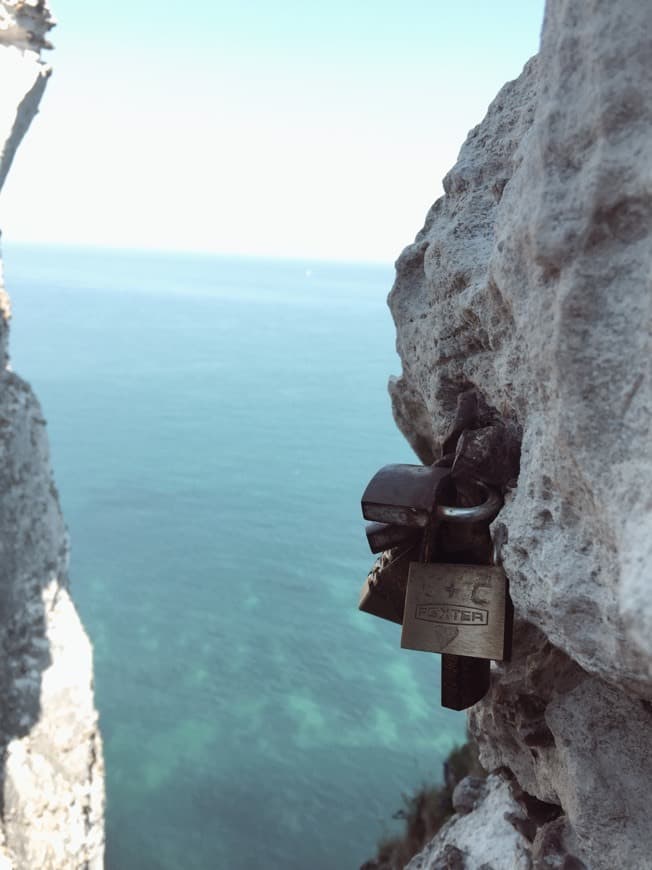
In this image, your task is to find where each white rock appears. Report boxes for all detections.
[388,0,652,867]
[0,1,55,51]
[451,776,486,816]
[406,775,531,870]
[0,2,104,866]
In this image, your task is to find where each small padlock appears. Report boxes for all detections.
[358,540,420,624]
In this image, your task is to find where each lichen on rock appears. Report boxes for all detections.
[387,1,652,868]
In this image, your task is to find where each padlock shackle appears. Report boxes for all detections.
[435,480,502,524]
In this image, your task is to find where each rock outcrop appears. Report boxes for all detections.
[388,1,652,868]
[0,2,105,867]
[405,775,533,870]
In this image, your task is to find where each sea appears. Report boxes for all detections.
[4,244,465,870]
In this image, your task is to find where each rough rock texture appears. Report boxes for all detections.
[388,1,652,868]
[0,1,54,51]
[406,775,531,870]
[0,3,104,867]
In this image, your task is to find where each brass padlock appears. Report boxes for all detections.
[442,524,513,709]
[400,481,511,709]
[401,561,508,660]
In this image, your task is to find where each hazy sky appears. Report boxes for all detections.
[0,0,544,262]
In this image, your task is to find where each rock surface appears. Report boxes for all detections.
[0,1,54,52]
[388,1,652,867]
[406,775,531,870]
[0,2,105,867]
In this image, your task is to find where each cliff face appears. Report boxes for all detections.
[390,2,652,868]
[0,3,105,867]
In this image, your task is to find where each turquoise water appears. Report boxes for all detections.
[5,245,465,870]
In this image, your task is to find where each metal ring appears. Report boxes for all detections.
[435,480,502,524]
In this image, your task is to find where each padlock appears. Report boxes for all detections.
[365,521,421,554]
[399,480,511,709]
[358,540,420,624]
[358,465,511,710]
[361,464,453,528]
[402,561,507,659]
[359,464,452,627]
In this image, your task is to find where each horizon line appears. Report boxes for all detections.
[1,238,397,270]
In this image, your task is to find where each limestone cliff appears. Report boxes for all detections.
[389,1,652,868]
[0,2,104,867]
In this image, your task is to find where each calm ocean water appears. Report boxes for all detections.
[5,245,465,870]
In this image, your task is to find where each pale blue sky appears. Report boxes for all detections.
[1,0,544,262]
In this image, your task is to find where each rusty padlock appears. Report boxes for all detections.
[361,463,454,528]
[358,465,453,625]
